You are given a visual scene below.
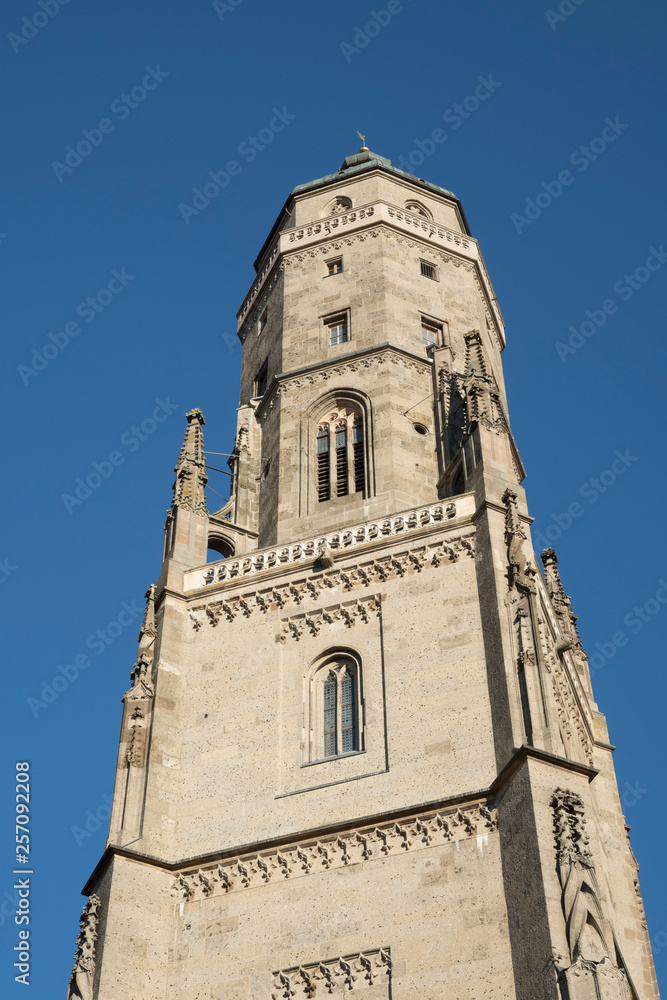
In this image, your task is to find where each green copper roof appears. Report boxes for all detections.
[292,148,458,203]
[252,149,468,271]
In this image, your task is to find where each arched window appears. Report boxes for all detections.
[316,406,365,502]
[326,195,352,216]
[311,654,362,760]
[405,199,433,220]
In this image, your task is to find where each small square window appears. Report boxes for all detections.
[327,316,348,346]
[253,361,268,397]
[420,260,438,280]
[258,311,267,334]
[421,320,441,347]
[326,258,343,276]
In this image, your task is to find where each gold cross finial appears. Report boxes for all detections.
[357,131,369,152]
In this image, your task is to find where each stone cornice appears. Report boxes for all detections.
[254,340,432,421]
[187,529,476,633]
[81,744,597,896]
[236,202,505,347]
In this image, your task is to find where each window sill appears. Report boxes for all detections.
[301,749,366,768]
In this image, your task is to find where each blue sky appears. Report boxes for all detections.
[2,0,666,993]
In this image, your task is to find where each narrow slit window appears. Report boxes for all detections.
[317,427,331,502]
[323,673,337,757]
[335,425,348,497]
[340,671,356,752]
[253,361,268,397]
[352,420,365,494]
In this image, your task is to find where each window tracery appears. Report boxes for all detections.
[310,654,362,760]
[328,195,353,215]
[316,406,365,502]
[405,199,432,219]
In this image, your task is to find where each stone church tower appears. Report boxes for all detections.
[67,148,660,1000]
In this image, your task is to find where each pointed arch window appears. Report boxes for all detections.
[316,405,366,502]
[312,655,361,760]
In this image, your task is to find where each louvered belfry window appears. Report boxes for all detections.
[319,660,358,758]
[352,419,364,494]
[317,427,331,502]
[316,406,365,502]
[335,424,348,496]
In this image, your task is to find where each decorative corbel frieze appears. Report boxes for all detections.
[191,533,475,629]
[171,803,497,903]
[279,596,381,642]
[272,948,391,1000]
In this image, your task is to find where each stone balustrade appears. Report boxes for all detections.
[184,496,475,592]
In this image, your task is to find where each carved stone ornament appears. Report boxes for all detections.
[189,534,475,631]
[272,948,391,1000]
[125,706,147,767]
[541,548,585,657]
[66,894,102,1000]
[124,652,154,701]
[558,955,634,1000]
[460,330,508,435]
[279,595,381,642]
[550,791,634,999]
[171,803,497,902]
[502,488,533,590]
[535,605,594,767]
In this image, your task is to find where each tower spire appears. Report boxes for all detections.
[172,407,208,513]
[541,547,584,654]
[159,408,210,587]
